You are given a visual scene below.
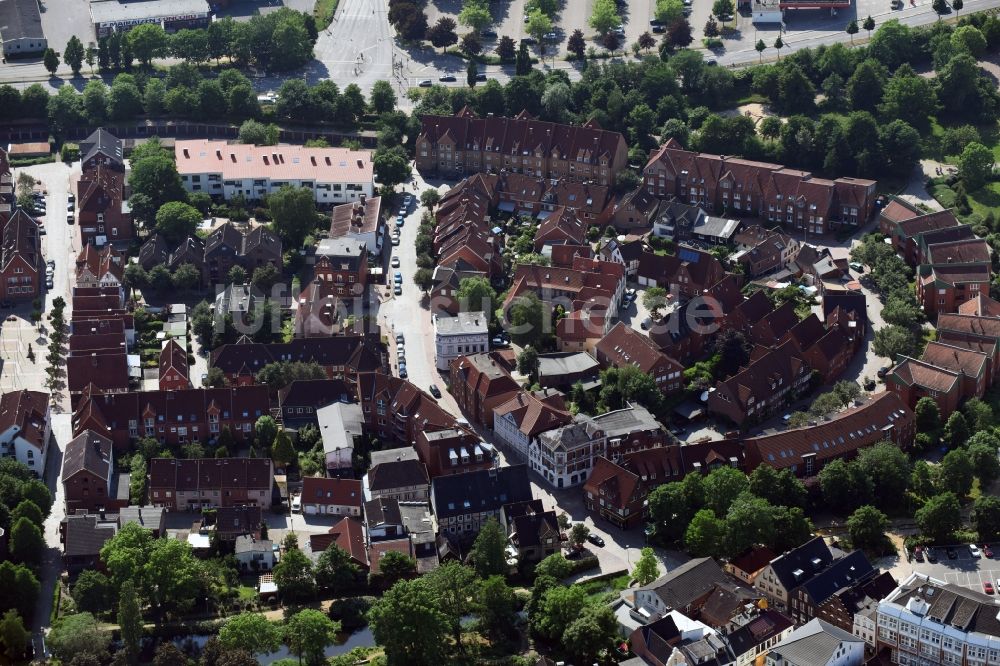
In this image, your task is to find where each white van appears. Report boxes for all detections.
[290,494,301,513]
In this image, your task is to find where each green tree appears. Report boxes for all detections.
[685,509,726,556]
[72,570,113,614]
[531,584,587,642]
[702,466,748,516]
[855,442,911,510]
[9,517,43,565]
[273,545,315,602]
[314,545,360,594]
[373,145,412,192]
[567,29,586,59]
[526,9,553,43]
[517,346,540,383]
[755,39,766,62]
[872,324,916,360]
[973,495,1000,540]
[220,613,282,656]
[154,202,200,244]
[878,71,937,130]
[914,397,941,433]
[642,286,669,317]
[129,156,185,222]
[118,579,142,665]
[847,505,889,551]
[818,459,872,513]
[457,277,497,314]
[378,550,416,586]
[427,17,458,52]
[648,474,704,543]
[127,24,168,66]
[470,518,507,577]
[863,14,876,37]
[255,416,278,450]
[747,466,807,508]
[425,562,478,648]
[268,186,318,249]
[846,19,859,43]
[969,437,1000,485]
[916,492,962,543]
[959,142,994,190]
[238,119,279,145]
[10,499,43,527]
[632,546,659,585]
[284,609,339,666]
[911,460,936,498]
[506,291,547,348]
[939,448,974,496]
[48,613,110,663]
[64,36,85,75]
[656,0,684,24]
[0,562,38,620]
[943,411,970,449]
[590,0,621,34]
[82,80,109,125]
[562,604,619,664]
[369,579,449,666]
[952,24,987,56]
[0,609,29,660]
[724,493,778,555]
[43,48,60,75]
[477,575,518,640]
[272,429,296,469]
[458,0,492,31]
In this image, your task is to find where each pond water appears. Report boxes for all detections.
[171,626,375,664]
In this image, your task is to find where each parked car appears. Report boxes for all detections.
[429,384,441,398]
[947,546,958,559]
[391,236,400,246]
[396,342,405,352]
[396,217,404,227]
[291,494,301,512]
[491,335,509,347]
[650,19,662,25]
[45,278,53,289]
[481,29,498,38]
[985,581,995,594]
[652,24,665,32]
[849,262,865,273]
[393,285,402,295]
[396,333,405,344]
[66,213,74,224]
[586,533,605,547]
[475,73,487,82]
[890,0,903,7]
[391,256,400,268]
[971,544,982,558]
[46,259,55,268]
[877,365,891,379]
[543,32,558,41]
[913,546,924,562]
[985,544,994,558]
[394,272,403,284]
[398,364,408,378]
[926,547,938,562]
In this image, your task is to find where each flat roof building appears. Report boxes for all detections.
[90,0,211,38]
[0,0,46,57]
[434,311,489,370]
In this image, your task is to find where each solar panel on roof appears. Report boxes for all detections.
[678,248,701,263]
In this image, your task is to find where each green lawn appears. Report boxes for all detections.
[315,0,340,29]
[576,573,631,603]
[968,181,1000,218]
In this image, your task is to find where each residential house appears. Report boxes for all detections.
[627,612,735,666]
[533,206,587,251]
[633,557,754,621]
[429,260,489,316]
[597,236,644,279]
[72,386,271,450]
[449,352,521,426]
[733,225,800,277]
[917,260,991,316]
[0,208,41,301]
[317,401,364,475]
[653,200,742,244]
[234,535,275,572]
[875,572,1000,666]
[148,457,273,511]
[636,247,727,298]
[79,129,123,171]
[959,292,1000,317]
[118,506,166,537]
[276,379,354,426]
[415,109,629,186]
[708,341,812,427]
[301,476,362,517]
[430,464,532,539]
[77,129,130,246]
[742,392,915,478]
[727,609,796,666]
[210,336,385,386]
[214,505,263,541]
[328,194,384,256]
[766,618,865,666]
[364,496,407,541]
[754,537,841,611]
[886,357,963,418]
[595,322,685,396]
[725,546,779,585]
[75,244,124,290]
[500,499,561,562]
[878,198,960,265]
[583,455,646,528]
[62,512,117,574]
[0,389,50,474]
[536,352,600,389]
[308,517,369,572]
[416,427,494,478]
[611,186,661,230]
[788,550,877,627]
[311,237,368,300]
[937,312,1000,379]
[365,447,430,502]
[434,312,490,370]
[644,138,877,233]
[61,430,116,513]
[176,140,374,204]
[203,222,282,285]
[158,339,190,391]
[492,389,572,461]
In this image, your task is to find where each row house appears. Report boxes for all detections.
[748,300,799,348]
[204,222,282,285]
[209,335,385,385]
[77,129,131,246]
[75,244,124,291]
[594,322,685,395]
[500,499,562,563]
[888,340,991,419]
[176,139,374,204]
[293,279,356,338]
[756,537,841,612]
[784,312,856,385]
[484,171,612,224]
[72,385,271,450]
[742,392,915,478]
[790,558,896,633]
[301,476,363,516]
[937,312,1000,379]
[416,427,493,478]
[67,350,131,401]
[0,389,51,474]
[708,341,812,427]
[416,108,629,187]
[636,247,727,299]
[583,455,646,528]
[531,403,667,489]
[61,430,118,514]
[137,235,207,286]
[449,352,521,427]
[917,262,991,316]
[917,224,979,264]
[732,225,801,277]
[0,208,41,301]
[643,138,877,233]
[610,186,660,230]
[878,197,961,266]
[429,260,489,316]
[158,339,190,391]
[328,194,385,257]
[597,237,644,279]
[148,457,273,511]
[492,388,573,460]
[276,379,353,427]
[876,572,1000,666]
[365,446,430,503]
[429,464,532,538]
[822,292,868,355]
[532,206,587,252]
[959,292,1000,317]
[652,200,742,245]
[504,255,625,325]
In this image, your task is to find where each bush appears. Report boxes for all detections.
[60,143,79,162]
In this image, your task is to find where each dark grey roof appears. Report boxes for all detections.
[278,379,354,414]
[370,446,420,466]
[118,506,165,533]
[431,464,532,519]
[61,430,113,482]
[368,456,429,492]
[79,129,123,167]
[235,535,272,553]
[365,497,403,526]
[0,0,43,42]
[800,550,875,606]
[888,574,1000,637]
[64,514,116,557]
[636,557,730,610]
[822,291,867,329]
[726,610,794,658]
[768,618,862,666]
[591,403,663,437]
[537,352,599,378]
[767,536,838,593]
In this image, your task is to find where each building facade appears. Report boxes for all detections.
[434,312,489,370]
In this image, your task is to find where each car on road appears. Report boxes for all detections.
[66,213,74,224]
[890,0,903,8]
[418,80,432,87]
[706,57,719,66]
[476,73,487,82]
[481,29,498,39]
[398,364,408,378]
[391,256,400,268]
[429,384,441,398]
[652,24,665,32]
[394,271,402,283]
[947,546,958,559]
[986,581,996,594]
[926,547,938,562]
[391,236,400,246]
[986,544,994,558]
[439,75,457,82]
[586,533,605,547]
[971,544,982,558]
[393,285,402,295]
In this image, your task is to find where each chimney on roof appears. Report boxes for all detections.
[182,148,189,158]
[216,150,222,159]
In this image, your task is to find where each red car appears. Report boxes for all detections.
[985,581,995,595]
[985,545,994,559]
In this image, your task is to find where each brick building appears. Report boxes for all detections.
[148,457,273,511]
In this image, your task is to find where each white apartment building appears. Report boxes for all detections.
[175,140,374,205]
[433,311,489,370]
[876,572,1000,666]
[767,619,864,666]
[0,390,51,474]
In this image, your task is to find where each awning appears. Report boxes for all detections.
[498,202,515,212]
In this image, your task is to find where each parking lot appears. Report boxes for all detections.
[897,546,1000,594]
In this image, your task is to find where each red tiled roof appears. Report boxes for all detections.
[921,341,988,380]
[596,322,682,376]
[493,389,572,437]
[890,358,961,393]
[584,456,641,510]
[310,517,368,569]
[302,476,363,507]
[0,389,48,450]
